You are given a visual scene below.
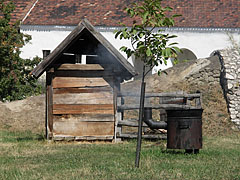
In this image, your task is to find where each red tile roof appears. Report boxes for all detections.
[9,0,36,23]
[22,0,135,26]
[166,0,240,28]
[9,0,240,28]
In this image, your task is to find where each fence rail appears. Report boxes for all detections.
[114,91,202,141]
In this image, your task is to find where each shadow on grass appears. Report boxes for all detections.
[161,149,185,154]
[1,129,45,143]
[161,149,201,155]
[16,133,45,142]
[143,141,201,155]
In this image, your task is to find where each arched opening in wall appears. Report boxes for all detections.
[176,48,197,63]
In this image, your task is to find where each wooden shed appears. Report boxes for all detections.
[32,19,136,141]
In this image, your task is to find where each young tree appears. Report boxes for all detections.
[0,0,41,102]
[115,0,181,167]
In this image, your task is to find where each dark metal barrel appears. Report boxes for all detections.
[166,109,203,151]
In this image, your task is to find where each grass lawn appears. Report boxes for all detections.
[0,130,239,180]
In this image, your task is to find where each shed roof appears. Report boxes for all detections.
[31,19,137,79]
[9,0,240,28]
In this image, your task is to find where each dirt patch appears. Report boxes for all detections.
[0,95,45,134]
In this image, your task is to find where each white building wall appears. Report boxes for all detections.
[20,26,240,72]
[20,30,69,60]
[174,31,239,58]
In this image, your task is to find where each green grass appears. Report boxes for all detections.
[0,130,239,180]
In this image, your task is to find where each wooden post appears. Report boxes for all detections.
[43,50,51,140]
[113,77,122,142]
[46,68,54,140]
[195,90,202,108]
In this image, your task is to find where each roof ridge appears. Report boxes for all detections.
[21,0,39,24]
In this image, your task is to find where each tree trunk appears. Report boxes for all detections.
[135,65,146,168]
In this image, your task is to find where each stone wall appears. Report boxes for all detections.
[183,48,240,129]
[180,49,240,129]
[218,48,240,128]
[184,56,221,86]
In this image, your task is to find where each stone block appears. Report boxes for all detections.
[228,83,233,89]
[226,73,234,80]
[230,114,236,119]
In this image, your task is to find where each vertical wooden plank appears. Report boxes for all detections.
[113,77,122,142]
[195,91,202,108]
[116,97,123,140]
[43,50,51,140]
[46,68,54,139]
[45,80,48,139]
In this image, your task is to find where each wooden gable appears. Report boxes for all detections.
[32,18,137,80]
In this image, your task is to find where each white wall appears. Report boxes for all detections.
[173,31,239,58]
[20,28,239,71]
[21,30,69,59]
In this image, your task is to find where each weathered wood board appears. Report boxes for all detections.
[53,92,113,104]
[53,87,112,94]
[52,77,109,88]
[56,64,105,71]
[53,104,114,115]
[53,121,114,136]
[54,70,115,78]
[53,114,114,122]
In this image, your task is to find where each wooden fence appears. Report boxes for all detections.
[114,91,202,141]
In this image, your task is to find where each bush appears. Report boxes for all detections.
[0,0,42,101]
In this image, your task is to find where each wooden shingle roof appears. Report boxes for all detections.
[31,19,137,78]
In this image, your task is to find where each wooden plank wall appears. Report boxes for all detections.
[49,64,115,140]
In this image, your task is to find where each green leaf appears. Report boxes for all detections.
[129,9,135,17]
[172,14,182,18]
[122,30,127,38]
[132,29,137,35]
[120,46,127,52]
[126,49,133,58]
[163,58,167,65]
[168,42,178,46]
[139,32,144,38]
[168,35,177,39]
[169,18,175,26]
[146,48,152,57]
[172,46,181,53]
[164,6,173,11]
[114,30,122,39]
[165,48,171,57]
[143,11,149,21]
